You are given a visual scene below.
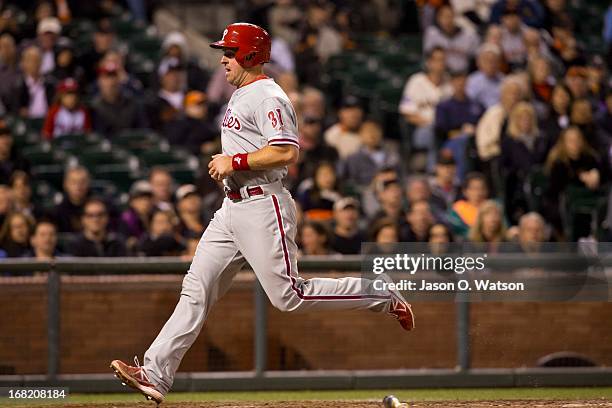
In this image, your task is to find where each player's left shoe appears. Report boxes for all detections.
[380,274,415,331]
[110,357,164,405]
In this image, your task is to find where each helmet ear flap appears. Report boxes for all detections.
[242,51,257,67]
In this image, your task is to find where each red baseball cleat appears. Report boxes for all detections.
[110,357,164,405]
[379,273,415,331]
[388,293,415,331]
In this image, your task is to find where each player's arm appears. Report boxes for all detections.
[208,145,298,181]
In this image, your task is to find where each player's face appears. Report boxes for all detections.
[220,48,246,86]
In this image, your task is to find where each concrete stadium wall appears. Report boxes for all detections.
[1,274,612,375]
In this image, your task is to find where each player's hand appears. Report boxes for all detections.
[208,154,234,181]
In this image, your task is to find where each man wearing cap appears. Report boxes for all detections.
[161,31,208,92]
[90,60,147,136]
[175,184,206,239]
[36,16,62,75]
[331,197,364,254]
[111,23,414,405]
[165,90,218,155]
[323,95,364,159]
[145,57,186,131]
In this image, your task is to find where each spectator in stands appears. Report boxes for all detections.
[430,151,460,210]
[299,220,336,256]
[501,101,548,223]
[55,166,90,233]
[544,126,604,239]
[564,66,589,101]
[331,197,364,255]
[468,200,506,251]
[9,170,39,219]
[324,95,364,159]
[528,55,555,118]
[370,175,404,225]
[448,172,489,237]
[146,57,185,132]
[149,167,175,211]
[96,50,144,97]
[605,5,612,69]
[423,4,480,72]
[542,0,572,34]
[0,211,34,257]
[294,116,338,186]
[551,25,586,70]
[79,18,116,83]
[475,76,525,162]
[570,98,607,152]
[405,176,446,222]
[434,68,483,178]
[428,223,453,249]
[514,212,548,252]
[0,34,19,111]
[541,83,571,145]
[161,31,208,92]
[175,184,205,239]
[0,123,30,185]
[137,209,185,257]
[467,43,504,109]
[70,197,126,257]
[35,17,62,75]
[120,180,154,252]
[14,46,53,118]
[0,211,34,258]
[166,91,218,156]
[401,200,435,242]
[489,0,545,28]
[294,1,342,85]
[90,60,146,136]
[42,78,91,140]
[368,217,400,253]
[400,46,452,170]
[301,87,327,123]
[49,38,85,86]
[586,55,608,105]
[28,220,60,259]
[498,8,528,68]
[342,120,400,190]
[296,161,341,221]
[0,185,12,227]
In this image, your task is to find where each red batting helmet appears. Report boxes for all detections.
[209,23,271,68]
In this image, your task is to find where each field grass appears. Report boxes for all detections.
[2,387,612,406]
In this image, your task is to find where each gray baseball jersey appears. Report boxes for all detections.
[141,76,398,395]
[221,77,299,190]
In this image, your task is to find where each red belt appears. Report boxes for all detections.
[225,186,264,201]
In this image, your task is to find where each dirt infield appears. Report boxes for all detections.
[18,400,612,407]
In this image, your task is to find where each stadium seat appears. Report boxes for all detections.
[30,164,65,191]
[139,147,197,168]
[21,143,69,166]
[78,145,135,168]
[129,33,162,60]
[93,163,140,193]
[112,129,161,155]
[51,132,104,154]
[24,117,45,133]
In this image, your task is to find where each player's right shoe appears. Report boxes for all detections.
[380,274,415,331]
[110,357,164,405]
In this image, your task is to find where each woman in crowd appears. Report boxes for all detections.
[299,220,336,256]
[0,211,34,257]
[448,172,489,238]
[468,200,506,252]
[296,161,342,221]
[544,126,605,240]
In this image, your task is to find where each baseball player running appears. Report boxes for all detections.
[110,23,414,405]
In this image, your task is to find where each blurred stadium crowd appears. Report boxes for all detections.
[0,0,610,260]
